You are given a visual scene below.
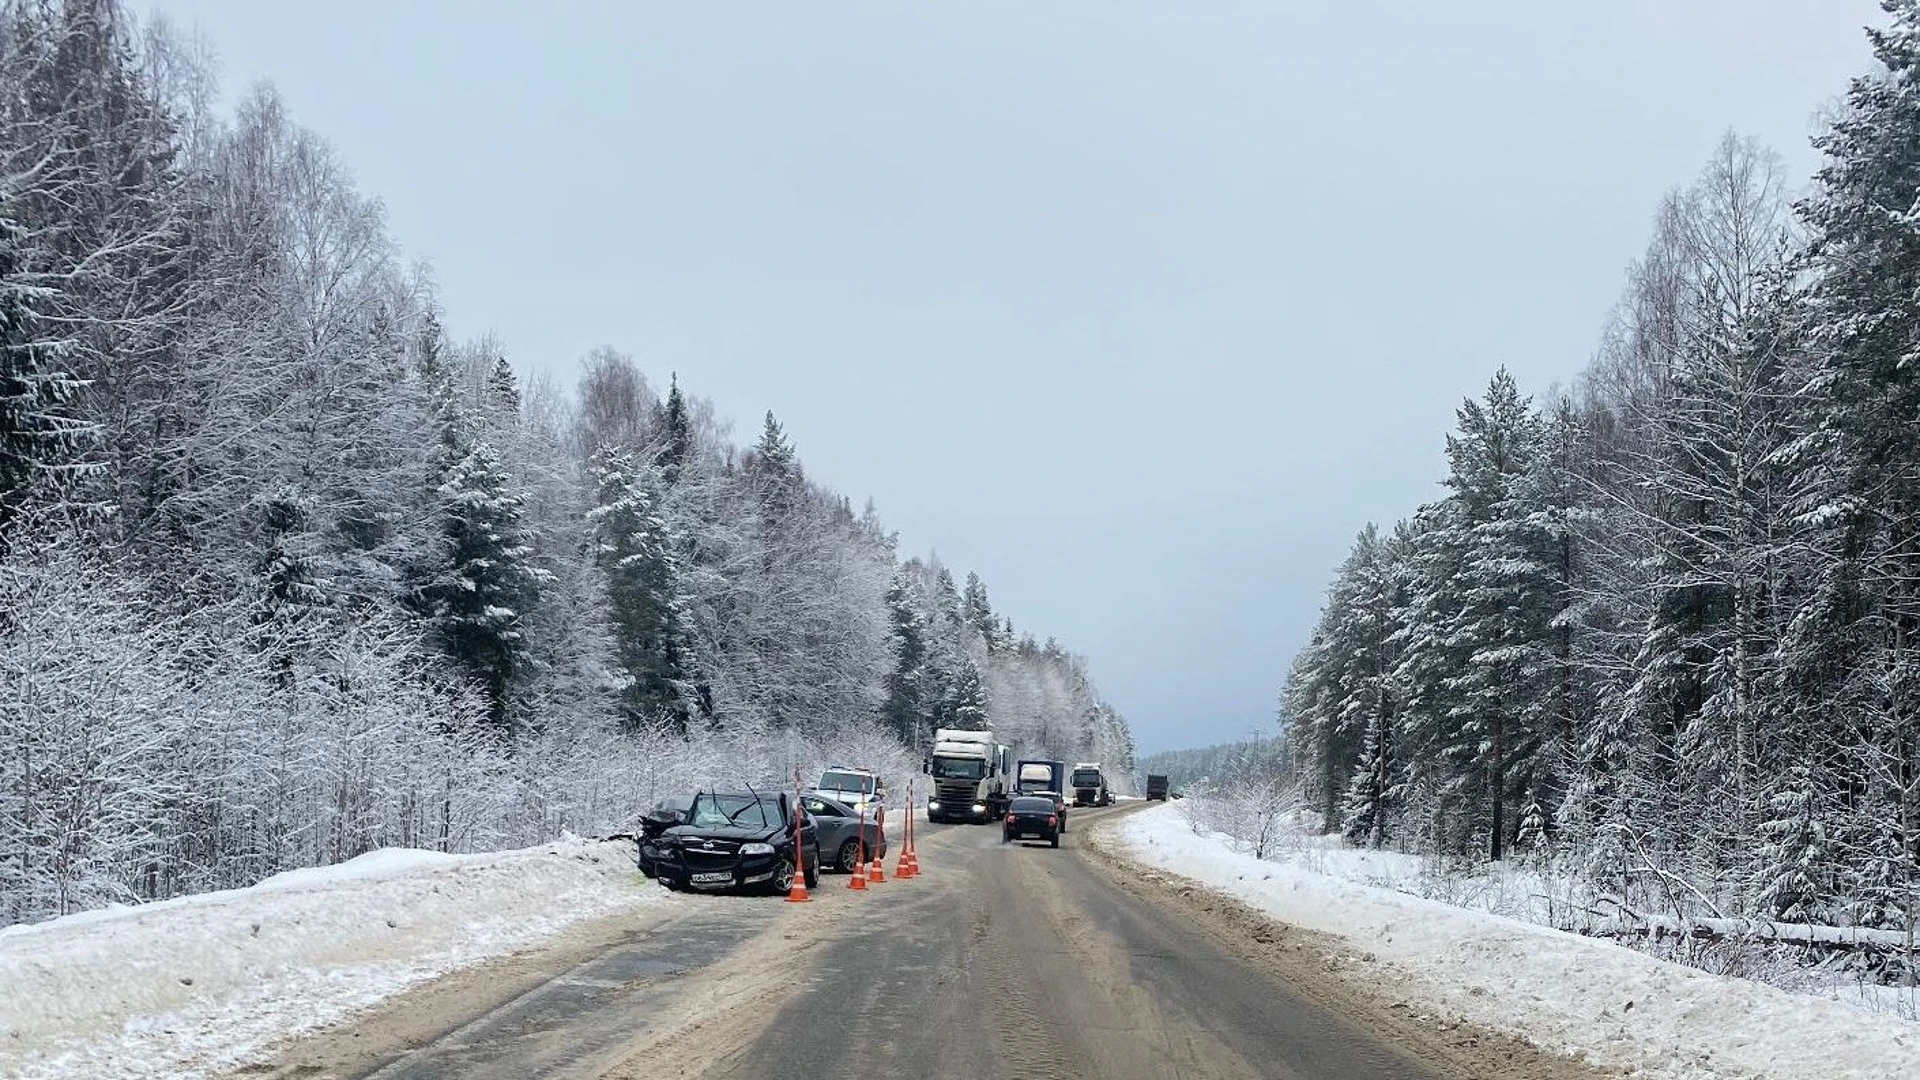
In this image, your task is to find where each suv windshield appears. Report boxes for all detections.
[687,793,784,830]
[819,770,874,793]
[930,757,984,780]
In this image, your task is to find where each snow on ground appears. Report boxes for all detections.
[1103,804,1920,1080]
[0,839,670,1080]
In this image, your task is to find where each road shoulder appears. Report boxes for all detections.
[1081,810,1620,1080]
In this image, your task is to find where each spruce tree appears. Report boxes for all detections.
[946,657,990,729]
[961,571,1003,650]
[0,201,92,536]
[485,352,521,420]
[882,570,929,742]
[423,408,546,734]
[656,373,692,487]
[1794,0,1920,916]
[587,444,691,732]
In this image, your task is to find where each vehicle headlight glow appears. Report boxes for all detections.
[740,842,774,856]
[927,800,940,810]
[972,803,986,813]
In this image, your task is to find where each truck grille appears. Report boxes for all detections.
[935,782,977,803]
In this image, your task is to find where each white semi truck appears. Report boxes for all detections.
[1071,762,1113,807]
[924,728,1011,824]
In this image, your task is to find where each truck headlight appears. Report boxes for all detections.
[927,800,940,810]
[740,842,774,856]
[972,803,986,813]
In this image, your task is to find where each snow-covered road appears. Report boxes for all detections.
[1102,804,1920,1080]
[0,839,669,1080]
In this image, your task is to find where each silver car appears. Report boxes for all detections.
[799,793,889,872]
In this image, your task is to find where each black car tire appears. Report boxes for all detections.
[804,848,820,890]
[1002,832,1012,844]
[836,838,863,873]
[1050,835,1060,848]
[769,856,795,896]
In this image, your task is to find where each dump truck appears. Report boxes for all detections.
[1070,762,1112,807]
[924,728,1011,824]
[1146,773,1169,801]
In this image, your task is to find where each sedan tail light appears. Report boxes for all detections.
[1006,813,1017,824]
[1048,815,1058,827]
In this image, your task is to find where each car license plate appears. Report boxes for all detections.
[691,871,733,885]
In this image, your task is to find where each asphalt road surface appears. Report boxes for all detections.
[240,804,1607,1080]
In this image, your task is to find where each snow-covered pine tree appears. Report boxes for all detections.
[1435,369,1555,860]
[423,405,547,734]
[657,373,692,487]
[945,657,989,729]
[961,571,1006,652]
[0,200,91,536]
[1792,0,1920,931]
[588,444,692,732]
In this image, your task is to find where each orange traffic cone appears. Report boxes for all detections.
[785,866,811,904]
[896,811,917,878]
[786,783,812,902]
[867,856,885,884]
[848,856,868,890]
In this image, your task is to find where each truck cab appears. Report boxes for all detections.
[1070,763,1111,807]
[925,728,1011,824]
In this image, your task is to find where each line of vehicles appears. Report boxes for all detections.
[635,731,1141,894]
[924,727,1114,820]
[922,726,1121,848]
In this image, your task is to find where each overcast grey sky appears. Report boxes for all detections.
[144,1,1884,755]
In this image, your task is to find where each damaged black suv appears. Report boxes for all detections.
[654,791,821,895]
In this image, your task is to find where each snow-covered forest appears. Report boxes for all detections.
[1288,5,1920,939]
[0,0,1131,927]
[1138,736,1285,794]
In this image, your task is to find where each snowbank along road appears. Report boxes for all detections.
[230,803,1608,1080]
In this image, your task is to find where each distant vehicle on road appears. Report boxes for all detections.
[636,794,694,878]
[1015,759,1069,832]
[654,791,820,895]
[1070,763,1112,807]
[813,765,884,813]
[924,728,1011,823]
[1146,774,1170,801]
[799,792,888,873]
[1002,796,1062,848]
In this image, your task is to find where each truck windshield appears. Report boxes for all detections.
[929,757,985,780]
[1072,771,1100,787]
[819,770,874,793]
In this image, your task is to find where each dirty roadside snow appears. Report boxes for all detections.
[0,839,670,1080]
[1101,804,1920,1080]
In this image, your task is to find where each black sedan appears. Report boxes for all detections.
[1002,795,1062,848]
[636,794,693,878]
[655,791,821,895]
[800,793,888,873]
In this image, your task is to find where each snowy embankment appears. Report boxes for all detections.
[0,839,667,1080]
[1104,805,1920,1080]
